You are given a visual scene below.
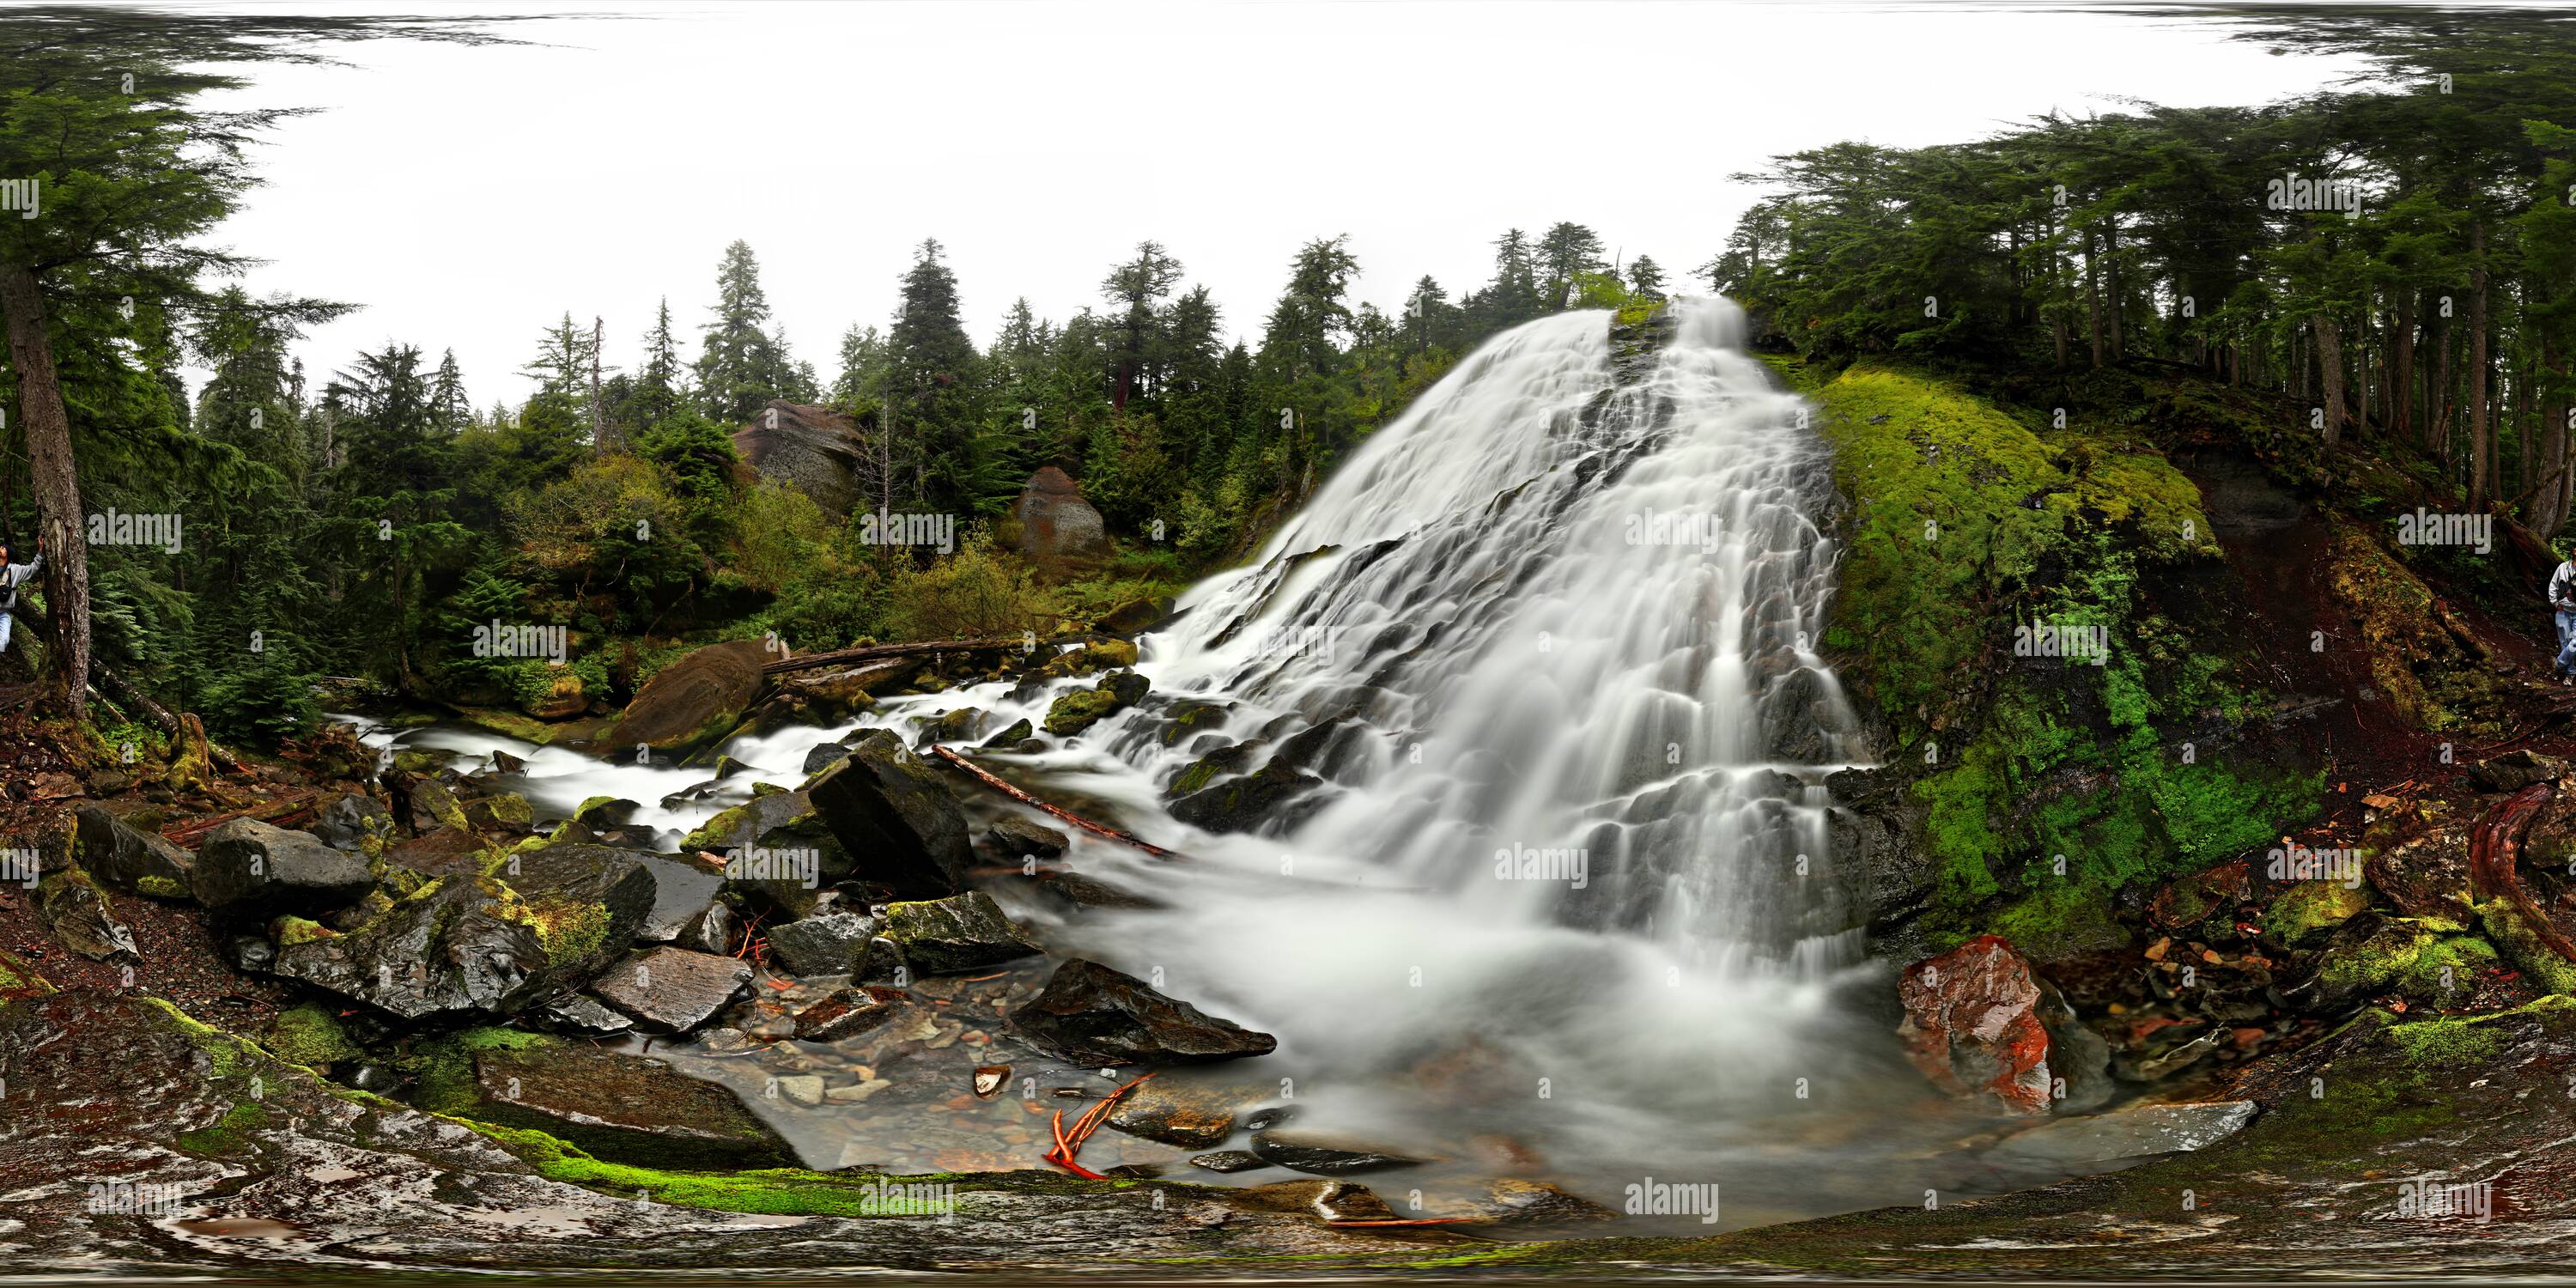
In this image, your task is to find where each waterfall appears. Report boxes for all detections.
[1139,295,1868,971]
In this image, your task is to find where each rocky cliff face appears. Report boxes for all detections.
[732,400,870,515]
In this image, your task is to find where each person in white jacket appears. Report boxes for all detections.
[0,538,40,657]
[2550,553,2576,684]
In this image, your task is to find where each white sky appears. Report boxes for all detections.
[195,0,2376,406]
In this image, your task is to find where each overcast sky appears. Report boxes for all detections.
[198,1,2375,408]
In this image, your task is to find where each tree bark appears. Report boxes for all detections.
[2086,228,2105,370]
[2470,221,2493,510]
[2545,337,2575,538]
[2313,311,2348,449]
[0,262,90,721]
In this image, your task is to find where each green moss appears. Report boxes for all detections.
[262,1002,361,1068]
[1167,758,1221,798]
[174,1101,271,1156]
[407,1026,559,1115]
[132,873,187,900]
[0,946,53,999]
[270,915,337,946]
[1043,687,1124,736]
[2262,879,2371,947]
[2476,899,2576,996]
[683,801,757,851]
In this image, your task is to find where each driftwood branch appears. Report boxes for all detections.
[930,745,1183,860]
[760,636,1052,677]
[161,790,319,846]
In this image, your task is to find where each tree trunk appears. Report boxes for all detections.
[2086,229,2105,370]
[2313,311,2348,449]
[2470,221,2492,511]
[2546,337,2575,538]
[2105,218,2124,360]
[0,262,90,721]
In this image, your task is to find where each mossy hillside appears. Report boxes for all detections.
[1803,361,2318,947]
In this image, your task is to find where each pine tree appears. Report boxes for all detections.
[696,240,793,423]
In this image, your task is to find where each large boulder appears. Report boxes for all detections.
[732,399,870,515]
[763,909,879,977]
[1895,935,2108,1115]
[599,639,775,759]
[1012,465,1109,557]
[436,1031,795,1170]
[804,729,973,899]
[309,793,399,857]
[267,845,653,1020]
[71,804,193,898]
[1012,959,1277,1066]
[585,946,752,1033]
[189,819,375,919]
[877,890,1041,975]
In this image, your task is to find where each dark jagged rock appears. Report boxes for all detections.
[2470,748,2567,793]
[792,984,912,1041]
[1189,1150,1267,1174]
[1249,1131,1427,1176]
[632,853,727,944]
[803,740,856,774]
[1013,959,1277,1066]
[460,790,535,833]
[189,818,376,919]
[398,775,472,834]
[383,826,489,881]
[1023,870,1167,913]
[72,804,193,897]
[804,729,973,899]
[309,793,399,856]
[453,1033,796,1170]
[599,638,774,758]
[989,815,1070,859]
[534,992,636,1036]
[913,706,992,749]
[586,946,752,1032]
[269,846,653,1020]
[979,718,1035,749]
[764,909,879,977]
[1168,758,1326,835]
[685,790,842,918]
[878,890,1041,975]
[674,899,738,957]
[1097,595,1177,635]
[38,867,132,959]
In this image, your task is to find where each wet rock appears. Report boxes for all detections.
[1106,1078,1248,1148]
[804,730,974,899]
[1245,1106,1294,1131]
[460,791,535,833]
[599,638,775,758]
[459,1034,797,1169]
[2369,820,2476,925]
[1141,700,1229,749]
[308,793,399,856]
[1043,687,1126,737]
[878,890,1041,974]
[854,936,910,985]
[1235,1179,1400,1222]
[2284,912,2483,1013]
[1189,1150,1267,1174]
[1896,934,2108,1115]
[979,718,1035,750]
[270,846,653,1020]
[913,706,993,749]
[398,775,472,833]
[1990,1100,2258,1166]
[1018,869,1166,914]
[190,818,376,919]
[990,815,1071,859]
[38,867,133,959]
[1013,958,1278,1066]
[1455,1179,1619,1224]
[2260,879,2370,948]
[774,1074,825,1107]
[1249,1131,1427,1176]
[382,826,490,881]
[586,946,752,1032]
[1168,759,1326,835]
[685,790,841,918]
[72,804,194,897]
[764,909,880,977]
[533,992,636,1037]
[779,659,918,721]
[632,853,727,944]
[673,899,738,957]
[2470,748,2567,793]
[974,1065,1011,1097]
[792,985,911,1041]
[802,740,856,775]
[489,749,528,774]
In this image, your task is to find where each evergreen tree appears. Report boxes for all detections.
[695,240,794,423]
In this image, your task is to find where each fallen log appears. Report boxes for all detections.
[930,745,1184,860]
[161,790,319,846]
[760,633,1109,677]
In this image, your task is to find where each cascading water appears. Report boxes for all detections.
[357,297,2069,1228]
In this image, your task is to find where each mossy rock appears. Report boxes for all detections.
[1043,687,1126,736]
[2262,880,2371,948]
[260,1002,361,1068]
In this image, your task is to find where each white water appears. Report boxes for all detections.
[359,299,2031,1223]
